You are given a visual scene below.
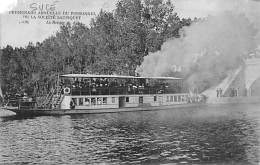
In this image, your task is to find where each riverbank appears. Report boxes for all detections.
[206,96,260,104]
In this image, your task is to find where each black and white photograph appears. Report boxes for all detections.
[0,0,260,164]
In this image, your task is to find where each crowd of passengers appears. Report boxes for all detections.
[60,78,176,94]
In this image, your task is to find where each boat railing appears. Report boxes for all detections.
[19,101,37,110]
[6,99,19,107]
[68,86,182,96]
[6,97,37,110]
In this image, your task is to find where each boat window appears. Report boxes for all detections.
[170,96,173,102]
[72,98,77,105]
[103,97,107,104]
[174,96,177,102]
[178,96,181,102]
[79,98,83,105]
[112,97,115,103]
[154,96,157,102]
[97,98,102,105]
[181,96,185,102]
[139,96,143,104]
[85,98,90,106]
[126,97,129,102]
[91,98,96,105]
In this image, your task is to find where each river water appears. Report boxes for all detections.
[0,104,260,165]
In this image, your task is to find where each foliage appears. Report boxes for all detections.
[0,0,192,96]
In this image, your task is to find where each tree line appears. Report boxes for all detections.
[0,0,192,96]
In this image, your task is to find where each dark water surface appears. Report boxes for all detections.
[0,104,260,165]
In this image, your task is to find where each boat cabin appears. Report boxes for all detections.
[56,74,188,110]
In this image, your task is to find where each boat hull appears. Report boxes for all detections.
[5,103,203,116]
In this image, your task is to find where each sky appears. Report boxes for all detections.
[0,0,260,47]
[0,0,117,47]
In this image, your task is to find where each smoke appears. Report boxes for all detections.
[137,0,260,92]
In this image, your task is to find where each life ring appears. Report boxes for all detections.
[64,87,70,94]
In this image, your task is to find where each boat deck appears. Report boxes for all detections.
[5,103,204,116]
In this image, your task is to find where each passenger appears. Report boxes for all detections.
[96,79,101,86]
[83,79,88,88]
[23,93,29,101]
[230,88,234,97]
[219,88,223,97]
[97,98,102,105]
[72,80,77,88]
[233,88,238,97]
[70,100,75,109]
[80,79,84,88]
[75,78,79,87]
[127,85,131,92]
[114,80,118,86]
[92,86,97,95]
[85,99,90,106]
[105,79,109,86]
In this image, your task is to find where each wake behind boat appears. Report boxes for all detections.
[4,74,202,116]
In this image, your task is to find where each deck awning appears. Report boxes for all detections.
[60,74,134,79]
[60,74,182,80]
[137,76,182,80]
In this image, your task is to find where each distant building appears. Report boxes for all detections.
[171,65,183,72]
[222,57,260,97]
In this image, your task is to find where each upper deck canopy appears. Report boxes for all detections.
[60,74,181,80]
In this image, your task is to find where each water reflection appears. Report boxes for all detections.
[0,104,260,164]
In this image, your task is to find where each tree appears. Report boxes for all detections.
[0,0,193,95]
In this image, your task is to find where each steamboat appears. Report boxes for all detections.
[4,74,200,116]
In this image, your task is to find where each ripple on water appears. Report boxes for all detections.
[0,104,260,164]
